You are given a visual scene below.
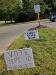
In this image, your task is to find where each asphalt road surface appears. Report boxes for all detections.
[0,21,56,53]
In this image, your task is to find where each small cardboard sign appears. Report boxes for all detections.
[4,48,35,70]
[34,5,40,13]
[24,30,39,40]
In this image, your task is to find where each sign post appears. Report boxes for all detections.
[34,5,40,26]
[38,13,40,26]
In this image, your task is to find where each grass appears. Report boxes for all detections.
[0,19,49,27]
[0,21,15,27]
[0,28,56,75]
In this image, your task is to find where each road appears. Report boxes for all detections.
[0,21,56,53]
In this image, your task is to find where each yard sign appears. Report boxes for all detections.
[24,30,39,40]
[4,48,35,70]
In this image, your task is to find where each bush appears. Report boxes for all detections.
[28,12,37,21]
[14,12,37,23]
[14,12,29,22]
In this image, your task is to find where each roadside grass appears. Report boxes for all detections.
[0,21,15,27]
[0,28,56,75]
[0,19,49,27]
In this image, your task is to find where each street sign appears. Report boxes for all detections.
[4,48,35,70]
[34,5,41,26]
[24,30,39,40]
[34,5,40,13]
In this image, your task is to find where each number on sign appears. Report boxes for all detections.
[27,32,35,39]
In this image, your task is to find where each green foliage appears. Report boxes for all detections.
[0,0,56,19]
[53,0,56,10]
[0,28,56,75]
[22,0,31,11]
[40,2,46,14]
[0,0,22,14]
[44,0,56,12]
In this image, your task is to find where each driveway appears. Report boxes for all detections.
[0,21,56,53]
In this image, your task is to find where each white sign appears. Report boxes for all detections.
[4,48,35,70]
[24,30,39,40]
[34,5,40,13]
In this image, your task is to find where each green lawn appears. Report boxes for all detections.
[0,28,56,75]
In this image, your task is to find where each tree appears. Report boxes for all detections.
[1,0,22,13]
[52,0,56,12]
[43,0,56,13]
[0,0,22,21]
[22,0,32,11]
[22,0,46,13]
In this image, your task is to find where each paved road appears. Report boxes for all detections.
[0,21,56,53]
[0,22,39,52]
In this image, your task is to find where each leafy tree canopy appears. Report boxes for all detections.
[0,0,22,14]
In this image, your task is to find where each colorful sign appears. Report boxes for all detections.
[24,30,39,40]
[4,48,35,70]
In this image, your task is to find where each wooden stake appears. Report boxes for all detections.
[37,13,40,26]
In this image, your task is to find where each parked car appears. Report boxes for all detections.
[50,15,56,22]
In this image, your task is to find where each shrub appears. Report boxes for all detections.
[14,11,37,23]
[14,12,29,22]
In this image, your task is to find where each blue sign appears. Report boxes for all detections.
[27,31,36,39]
[24,30,39,40]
